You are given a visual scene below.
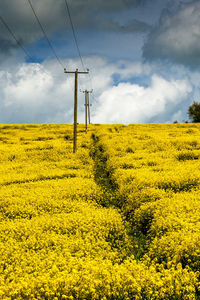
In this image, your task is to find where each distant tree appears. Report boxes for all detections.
[188,101,200,122]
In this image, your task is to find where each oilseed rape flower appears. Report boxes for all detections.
[0,123,199,298]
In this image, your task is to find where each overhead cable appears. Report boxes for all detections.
[64,0,96,97]
[27,0,65,69]
[0,14,35,62]
[64,0,85,71]
[0,15,61,78]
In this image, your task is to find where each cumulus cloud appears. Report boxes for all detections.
[0,56,194,124]
[143,1,200,68]
[0,55,116,123]
[0,63,74,123]
[0,55,114,124]
[93,75,192,124]
[116,60,151,79]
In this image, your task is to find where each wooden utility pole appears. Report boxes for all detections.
[80,89,92,132]
[64,68,89,153]
[87,90,92,124]
[85,91,88,132]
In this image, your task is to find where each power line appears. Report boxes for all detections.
[0,14,36,62]
[63,0,96,97]
[86,68,97,105]
[0,14,49,73]
[64,0,85,72]
[27,0,65,70]
[88,72,94,93]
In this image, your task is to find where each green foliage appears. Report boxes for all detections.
[188,101,200,122]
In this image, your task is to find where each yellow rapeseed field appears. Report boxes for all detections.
[0,123,199,299]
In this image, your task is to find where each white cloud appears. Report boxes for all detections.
[0,62,74,123]
[4,65,53,106]
[116,61,151,80]
[0,56,194,124]
[93,75,192,124]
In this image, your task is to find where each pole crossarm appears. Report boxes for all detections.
[64,68,89,75]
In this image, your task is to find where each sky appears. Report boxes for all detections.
[0,0,199,124]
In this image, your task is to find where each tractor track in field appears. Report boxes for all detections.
[89,131,147,260]
[90,132,119,207]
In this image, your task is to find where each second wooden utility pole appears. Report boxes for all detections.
[81,89,93,132]
[64,68,89,153]
[87,90,92,125]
